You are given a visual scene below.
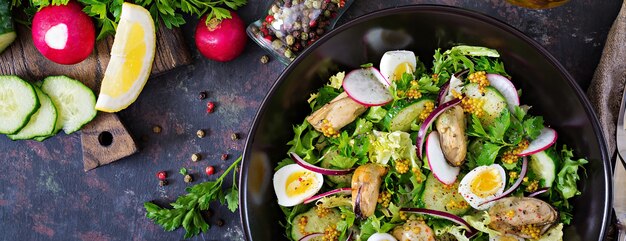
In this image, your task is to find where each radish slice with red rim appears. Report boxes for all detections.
[299,233,323,241]
[303,187,351,204]
[290,152,355,175]
[528,188,549,197]
[518,128,557,156]
[416,98,461,157]
[399,208,476,235]
[486,74,520,111]
[425,131,460,185]
[343,67,393,107]
[478,157,528,207]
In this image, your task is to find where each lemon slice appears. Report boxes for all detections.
[95,3,155,112]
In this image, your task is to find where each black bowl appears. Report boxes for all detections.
[239,5,611,241]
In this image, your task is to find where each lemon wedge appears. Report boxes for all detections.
[95,3,155,112]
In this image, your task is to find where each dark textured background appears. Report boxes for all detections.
[0,0,622,240]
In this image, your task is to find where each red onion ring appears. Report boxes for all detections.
[290,152,354,175]
[528,188,549,197]
[299,233,323,241]
[416,98,461,158]
[399,207,476,235]
[303,188,351,204]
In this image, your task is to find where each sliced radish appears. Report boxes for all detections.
[290,152,355,175]
[343,67,393,107]
[299,233,323,241]
[399,208,476,235]
[425,131,460,185]
[478,157,528,207]
[416,98,461,157]
[303,188,351,204]
[517,128,557,156]
[486,74,520,112]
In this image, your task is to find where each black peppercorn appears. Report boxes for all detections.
[216,219,225,227]
[198,91,207,100]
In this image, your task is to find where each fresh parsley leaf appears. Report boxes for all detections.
[353,118,373,136]
[486,109,510,143]
[144,156,242,238]
[467,114,489,137]
[329,155,358,169]
[474,142,503,166]
[523,116,544,140]
[505,114,524,145]
[311,86,340,111]
[473,56,509,77]
[336,207,356,240]
[287,121,320,163]
[513,105,527,121]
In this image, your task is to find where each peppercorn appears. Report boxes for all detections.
[159,180,168,186]
[196,129,206,138]
[230,133,239,140]
[206,101,215,113]
[286,35,295,46]
[184,174,193,183]
[221,154,228,160]
[198,91,207,100]
[191,153,201,162]
[156,171,167,180]
[284,49,294,58]
[206,166,215,176]
[260,55,270,64]
[316,28,324,35]
[216,219,225,227]
[152,125,162,134]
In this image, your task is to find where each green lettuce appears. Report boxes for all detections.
[369,130,418,167]
[327,71,345,89]
[556,146,588,199]
[463,211,501,238]
[537,223,563,241]
[366,106,387,123]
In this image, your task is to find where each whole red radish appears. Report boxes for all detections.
[195,11,247,62]
[32,1,95,65]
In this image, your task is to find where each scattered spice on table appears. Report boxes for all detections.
[152,125,162,134]
[260,55,269,64]
[206,101,215,113]
[156,171,167,180]
[198,91,207,100]
[216,219,225,227]
[205,166,215,176]
[230,133,239,140]
[159,180,168,186]
[191,153,201,162]
[184,174,193,183]
[221,153,229,160]
[196,129,206,138]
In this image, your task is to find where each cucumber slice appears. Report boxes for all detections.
[41,76,97,134]
[421,173,471,215]
[0,75,40,134]
[463,83,507,126]
[529,149,559,187]
[7,86,58,140]
[383,98,435,132]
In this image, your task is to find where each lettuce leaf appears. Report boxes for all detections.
[327,71,345,89]
[369,130,418,167]
[556,146,588,199]
[366,106,387,123]
[463,211,501,238]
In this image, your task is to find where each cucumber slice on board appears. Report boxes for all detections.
[463,83,507,126]
[41,76,97,134]
[7,86,58,140]
[383,98,434,132]
[0,76,40,134]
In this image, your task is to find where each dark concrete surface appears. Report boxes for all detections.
[0,0,621,240]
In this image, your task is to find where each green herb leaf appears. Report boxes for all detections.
[474,142,503,166]
[523,116,544,140]
[360,63,374,68]
[286,121,320,163]
[556,145,588,199]
[144,156,242,238]
[179,167,188,175]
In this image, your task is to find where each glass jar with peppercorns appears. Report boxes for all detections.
[247,0,354,64]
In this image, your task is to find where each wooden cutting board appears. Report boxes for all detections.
[0,22,192,171]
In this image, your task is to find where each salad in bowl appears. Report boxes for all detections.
[272,46,588,241]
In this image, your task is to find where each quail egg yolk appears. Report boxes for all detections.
[470,169,502,198]
[392,62,414,81]
[285,171,316,197]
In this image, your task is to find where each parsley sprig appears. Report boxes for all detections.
[144,156,241,238]
[11,0,247,40]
